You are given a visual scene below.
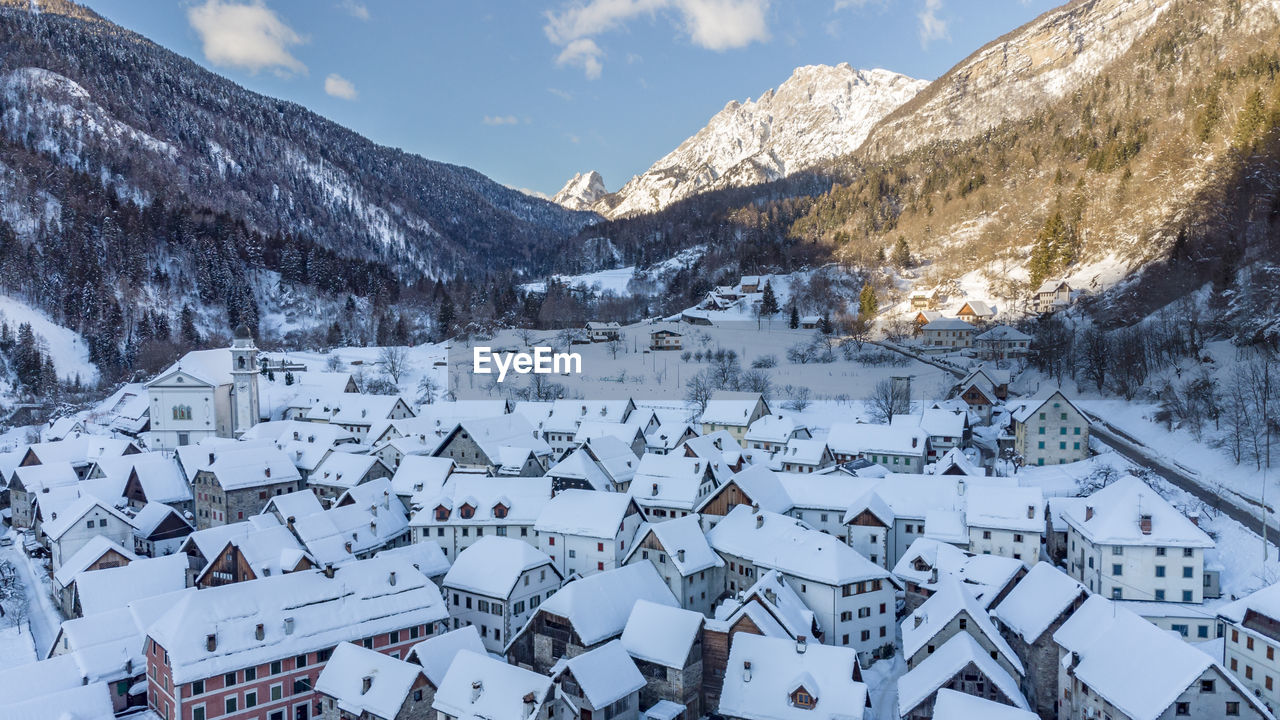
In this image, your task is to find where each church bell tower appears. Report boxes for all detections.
[230,324,260,436]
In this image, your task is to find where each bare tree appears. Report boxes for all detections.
[738,368,774,401]
[867,378,910,424]
[1079,327,1110,392]
[516,327,538,348]
[607,335,624,360]
[782,385,812,412]
[416,374,441,405]
[684,371,715,422]
[378,346,411,384]
[325,353,344,372]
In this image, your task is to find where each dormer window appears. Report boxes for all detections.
[435,506,450,521]
[493,504,508,519]
[790,688,816,709]
[459,504,475,520]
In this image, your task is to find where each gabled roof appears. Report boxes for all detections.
[180,514,282,561]
[192,524,310,585]
[434,650,551,720]
[720,634,867,720]
[931,689,1038,720]
[625,516,723,577]
[131,502,193,538]
[700,391,767,426]
[310,452,389,490]
[892,538,1023,609]
[147,348,235,388]
[411,476,552,528]
[1009,387,1087,424]
[707,506,893,587]
[544,399,635,434]
[316,642,425,720]
[902,578,1023,675]
[827,422,927,457]
[52,535,138,588]
[965,485,1044,532]
[620,599,703,668]
[535,489,640,539]
[1060,475,1213,548]
[374,541,451,579]
[262,489,326,522]
[408,626,487,687]
[75,554,188,617]
[518,563,678,648]
[1034,279,1070,295]
[630,454,715,512]
[437,415,551,462]
[923,318,976,331]
[956,301,995,317]
[744,414,808,444]
[724,569,820,640]
[95,452,191,505]
[443,536,557,598]
[197,445,302,491]
[897,633,1027,716]
[697,465,792,515]
[975,325,1031,342]
[43,495,134,541]
[992,563,1087,644]
[390,455,456,500]
[305,393,413,425]
[553,640,644,709]
[147,556,448,684]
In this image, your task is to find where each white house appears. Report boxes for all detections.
[535,490,645,578]
[43,496,135,574]
[920,319,976,349]
[964,485,1044,567]
[629,454,719,520]
[700,392,770,445]
[433,650,554,720]
[1033,280,1072,314]
[707,506,899,657]
[550,640,645,720]
[743,415,811,454]
[1219,582,1280,709]
[145,328,261,450]
[624,515,724,616]
[314,641,432,720]
[718,634,869,720]
[410,476,552,558]
[1062,475,1214,603]
[442,536,562,654]
[828,422,929,473]
[1010,388,1090,466]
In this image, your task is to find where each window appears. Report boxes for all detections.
[293,677,311,694]
[857,607,871,619]
[191,680,204,696]
[1155,590,1165,601]
[271,661,281,675]
[1172,624,1188,637]
[1175,702,1189,716]
[225,673,236,688]
[1199,625,1209,639]
[192,707,205,720]
[271,685,283,701]
[1155,566,1165,577]
[245,691,257,708]
[982,531,992,540]
[1112,564,1122,576]
[225,698,238,714]
[1111,588,1122,599]
[364,637,374,649]
[1183,590,1194,602]
[1248,637,1255,651]
[1184,548,1194,557]
[568,549,576,558]
[1226,702,1240,716]
[296,654,308,668]
[1200,680,1215,693]
[390,630,400,644]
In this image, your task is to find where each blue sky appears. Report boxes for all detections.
[81,0,1060,197]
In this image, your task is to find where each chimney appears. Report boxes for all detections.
[471,680,484,702]
[264,466,271,478]
[323,565,335,579]
[1139,513,1153,535]
[208,452,216,465]
[742,661,752,682]
[751,502,760,514]
[1027,505,1035,520]
[956,480,965,496]
[1085,506,1094,521]
[764,588,777,604]
[796,636,807,654]
[1188,511,1200,527]
[295,450,302,460]
[362,676,373,694]
[206,633,217,652]
[913,614,924,629]
[284,617,295,635]
[651,482,659,497]
[929,568,938,584]
[912,437,918,448]
[389,571,397,586]
[286,516,296,531]
[124,658,133,674]
[677,549,685,563]
[756,514,764,529]
[345,541,353,553]
[523,692,537,717]
[254,623,264,641]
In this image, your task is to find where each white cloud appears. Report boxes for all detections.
[483,115,521,126]
[187,0,307,76]
[324,73,358,100]
[917,0,949,47]
[544,0,769,78]
[338,0,369,20]
[548,87,575,100]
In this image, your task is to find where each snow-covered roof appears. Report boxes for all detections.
[700,391,766,426]
[922,509,968,544]
[192,523,310,584]
[698,465,791,515]
[52,535,139,588]
[720,633,867,720]
[408,626,486,687]
[573,419,643,447]
[75,554,188,617]
[390,455,456,500]
[180,514,281,560]
[892,538,1022,609]
[975,325,1031,342]
[263,489,325,522]
[54,605,145,685]
[620,599,703,668]
[1009,387,1087,424]
[707,506,892,586]
[727,570,819,640]
[3,681,114,720]
[535,489,639,539]
[305,392,412,425]
[444,536,557,598]
[522,563,678,647]
[923,318,976,331]
[626,515,723,577]
[544,399,635,434]
[148,556,447,684]
[547,448,615,491]
[442,415,550,461]
[311,452,388,490]
[1034,279,1070,295]
[744,415,807,444]
[12,461,78,493]
[896,633,1027,716]
[43,495,134,541]
[644,700,687,720]
[199,445,302,491]
[315,641,425,720]
[42,417,85,442]
[992,563,1087,644]
[957,301,995,317]
[827,422,927,457]
[412,476,552,527]
[131,501,191,538]
[930,447,984,477]
[1061,600,1230,720]
[630,454,713,512]
[92,452,190,505]
[845,489,895,527]
[375,542,451,579]
[149,348,235,387]
[433,650,551,720]
[902,577,1023,675]
[913,408,967,439]
[293,492,408,564]
[777,439,830,467]
[965,485,1043,532]
[931,689,1038,720]
[554,640,644,709]
[1061,475,1213,548]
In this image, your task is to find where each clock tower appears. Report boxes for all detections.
[229,324,260,436]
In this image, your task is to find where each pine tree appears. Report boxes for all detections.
[179,304,200,346]
[892,237,912,268]
[789,305,800,330]
[858,284,878,318]
[436,294,456,340]
[326,322,343,348]
[819,313,833,334]
[760,281,779,317]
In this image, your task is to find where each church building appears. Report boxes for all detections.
[146,325,261,450]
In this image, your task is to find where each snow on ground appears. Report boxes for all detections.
[0,295,98,385]
[519,245,706,296]
[0,527,62,658]
[0,624,37,671]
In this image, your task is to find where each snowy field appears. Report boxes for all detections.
[0,295,98,385]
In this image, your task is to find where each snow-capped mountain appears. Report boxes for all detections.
[860,0,1173,158]
[552,171,609,212]
[573,64,926,219]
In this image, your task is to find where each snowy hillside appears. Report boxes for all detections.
[552,171,608,212]
[574,64,926,219]
[0,295,97,384]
